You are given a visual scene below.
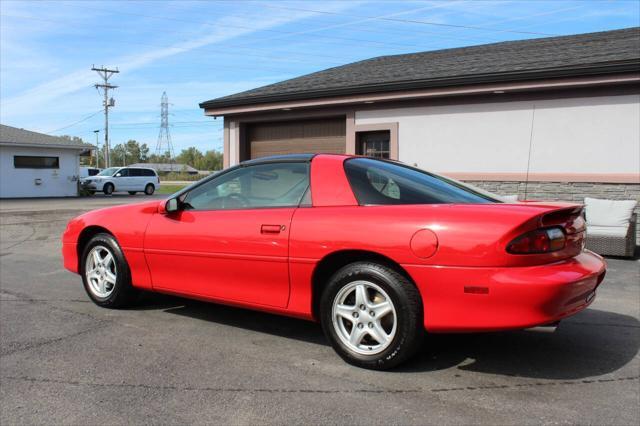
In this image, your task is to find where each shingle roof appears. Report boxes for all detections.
[0,124,93,149]
[200,27,640,110]
[128,162,198,173]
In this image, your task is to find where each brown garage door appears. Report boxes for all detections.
[248,118,346,159]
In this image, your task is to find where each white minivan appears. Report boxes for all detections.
[81,166,159,195]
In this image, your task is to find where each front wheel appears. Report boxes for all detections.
[80,233,138,308]
[144,184,155,195]
[320,262,423,370]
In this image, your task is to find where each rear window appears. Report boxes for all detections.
[344,158,499,205]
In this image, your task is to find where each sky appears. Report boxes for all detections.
[1,0,639,154]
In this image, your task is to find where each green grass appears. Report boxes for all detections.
[158,184,188,195]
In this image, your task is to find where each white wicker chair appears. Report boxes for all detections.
[584,197,637,258]
[585,213,636,257]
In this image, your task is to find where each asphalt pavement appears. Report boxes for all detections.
[1,196,638,425]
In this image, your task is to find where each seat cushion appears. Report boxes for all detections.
[500,194,519,202]
[584,197,637,227]
[586,225,629,238]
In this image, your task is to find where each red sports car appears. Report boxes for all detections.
[62,154,606,369]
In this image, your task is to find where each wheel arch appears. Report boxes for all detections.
[310,249,418,320]
[76,225,114,271]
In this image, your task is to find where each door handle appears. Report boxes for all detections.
[261,224,284,234]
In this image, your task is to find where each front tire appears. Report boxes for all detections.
[144,184,155,195]
[103,183,114,195]
[80,233,138,308]
[320,262,423,370]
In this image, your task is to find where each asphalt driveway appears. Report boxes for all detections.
[1,197,638,425]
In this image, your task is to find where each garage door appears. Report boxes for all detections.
[248,118,346,159]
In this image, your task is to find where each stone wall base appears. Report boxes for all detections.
[463,180,640,244]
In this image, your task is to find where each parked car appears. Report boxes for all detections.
[81,166,159,195]
[62,154,606,369]
[79,166,101,178]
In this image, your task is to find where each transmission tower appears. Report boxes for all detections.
[155,91,175,167]
[92,65,119,168]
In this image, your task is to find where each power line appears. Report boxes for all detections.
[63,3,490,50]
[46,110,103,134]
[161,0,498,44]
[256,4,558,36]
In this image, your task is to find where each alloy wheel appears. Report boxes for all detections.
[85,245,117,298]
[332,280,397,355]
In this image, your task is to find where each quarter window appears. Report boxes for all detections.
[14,156,59,169]
[344,158,499,205]
[182,162,309,210]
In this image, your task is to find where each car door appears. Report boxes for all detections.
[144,161,310,308]
[113,168,131,190]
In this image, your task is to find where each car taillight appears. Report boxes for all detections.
[507,227,566,254]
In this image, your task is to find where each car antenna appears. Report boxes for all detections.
[524,104,536,201]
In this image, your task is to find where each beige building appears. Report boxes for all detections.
[200,28,640,239]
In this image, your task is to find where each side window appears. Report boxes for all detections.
[117,169,129,177]
[144,169,156,177]
[182,162,309,210]
[130,168,142,177]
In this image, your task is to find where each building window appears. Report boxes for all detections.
[14,156,60,169]
[357,131,390,159]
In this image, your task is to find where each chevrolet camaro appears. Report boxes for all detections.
[62,154,606,369]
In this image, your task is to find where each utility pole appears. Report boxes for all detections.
[93,130,100,168]
[92,65,119,168]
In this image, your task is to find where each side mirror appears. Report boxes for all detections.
[115,173,122,177]
[158,198,179,214]
[166,198,179,213]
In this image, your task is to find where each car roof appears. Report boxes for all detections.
[240,154,315,166]
[239,153,361,166]
[120,166,155,170]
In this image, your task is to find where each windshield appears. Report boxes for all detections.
[96,167,120,176]
[344,158,500,205]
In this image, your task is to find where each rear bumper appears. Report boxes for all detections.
[405,251,606,332]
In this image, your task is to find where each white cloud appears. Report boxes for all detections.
[0,1,360,123]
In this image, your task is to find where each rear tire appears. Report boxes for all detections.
[144,184,155,195]
[80,233,138,308]
[320,262,423,370]
[103,183,114,195]
[128,191,137,195]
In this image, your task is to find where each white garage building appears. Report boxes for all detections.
[0,124,93,198]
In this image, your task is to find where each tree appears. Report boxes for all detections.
[105,140,151,166]
[201,150,223,171]
[176,147,204,168]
